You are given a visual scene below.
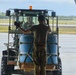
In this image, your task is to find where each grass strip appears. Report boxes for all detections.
[0,26,76,34]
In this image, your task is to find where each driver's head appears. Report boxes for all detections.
[27,17,32,23]
[38,15,45,21]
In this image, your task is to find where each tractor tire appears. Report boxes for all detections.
[3,50,15,55]
[1,57,14,75]
[53,57,62,75]
[1,50,15,75]
[46,57,62,75]
[46,71,52,75]
[3,50,16,61]
[21,70,34,75]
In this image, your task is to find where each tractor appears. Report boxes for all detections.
[1,7,62,75]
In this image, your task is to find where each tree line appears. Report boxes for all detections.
[0,12,8,19]
[0,12,76,20]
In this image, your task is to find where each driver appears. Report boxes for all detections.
[23,16,34,29]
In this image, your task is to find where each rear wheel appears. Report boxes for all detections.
[21,70,34,75]
[1,57,14,75]
[46,57,62,75]
[46,71,52,75]
[1,50,15,75]
[53,57,62,75]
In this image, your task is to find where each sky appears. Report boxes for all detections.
[0,0,76,16]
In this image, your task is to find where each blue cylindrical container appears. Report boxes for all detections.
[19,34,34,63]
[47,56,58,64]
[47,34,58,64]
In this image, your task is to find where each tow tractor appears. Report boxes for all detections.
[1,7,62,75]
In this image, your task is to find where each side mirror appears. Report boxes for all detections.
[6,10,10,16]
[51,11,56,17]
